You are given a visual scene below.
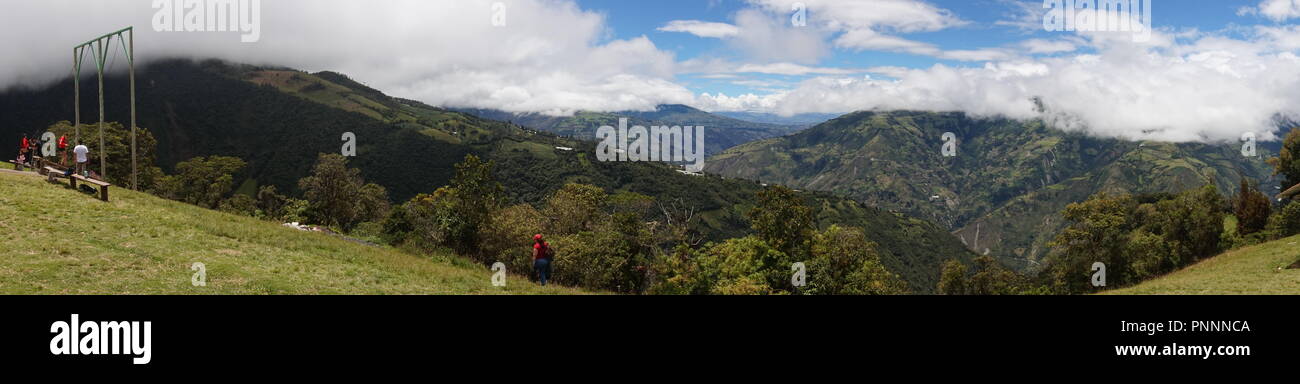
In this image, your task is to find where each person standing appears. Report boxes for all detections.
[532,234,554,286]
[30,134,42,166]
[17,134,30,168]
[73,142,89,177]
[57,134,69,166]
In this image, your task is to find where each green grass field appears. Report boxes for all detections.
[1104,235,1300,295]
[0,171,583,295]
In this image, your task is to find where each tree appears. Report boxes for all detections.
[1233,178,1271,236]
[157,156,246,209]
[1152,184,1224,267]
[649,245,713,295]
[298,154,364,230]
[444,154,504,255]
[748,186,815,260]
[1125,230,1169,281]
[1269,128,1300,189]
[655,197,704,247]
[479,204,546,272]
[218,194,258,217]
[701,237,785,295]
[356,182,391,224]
[400,188,465,251]
[256,185,289,221]
[966,256,1023,295]
[382,154,504,256]
[937,259,969,295]
[549,212,654,293]
[1048,193,1134,293]
[544,183,607,235]
[806,225,907,295]
[1269,201,1300,238]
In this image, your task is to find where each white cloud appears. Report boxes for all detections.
[0,0,695,116]
[695,91,789,112]
[734,63,860,76]
[834,28,1013,61]
[1256,25,1300,50]
[698,29,1300,143]
[747,0,965,33]
[1020,39,1078,54]
[658,20,740,39]
[657,11,830,65]
[994,0,1046,31]
[744,0,1008,62]
[1240,0,1300,22]
[730,9,830,64]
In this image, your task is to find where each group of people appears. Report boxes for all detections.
[15,133,90,177]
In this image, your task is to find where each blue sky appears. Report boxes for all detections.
[578,0,1270,97]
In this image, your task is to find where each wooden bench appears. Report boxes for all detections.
[43,166,65,182]
[47,166,111,202]
[71,174,112,202]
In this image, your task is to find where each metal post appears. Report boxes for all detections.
[129,29,137,190]
[96,38,106,180]
[73,47,80,144]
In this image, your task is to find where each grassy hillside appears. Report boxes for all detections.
[0,171,581,294]
[1103,235,1300,295]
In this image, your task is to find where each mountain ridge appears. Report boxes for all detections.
[453,104,805,156]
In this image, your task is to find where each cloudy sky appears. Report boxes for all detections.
[3,0,1300,142]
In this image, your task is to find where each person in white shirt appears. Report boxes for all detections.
[73,143,89,177]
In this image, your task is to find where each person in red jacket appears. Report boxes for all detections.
[532,234,553,286]
[17,135,30,167]
[57,135,68,166]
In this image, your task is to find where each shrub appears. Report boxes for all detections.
[1049,193,1134,293]
[400,188,467,252]
[1125,230,1168,281]
[298,154,362,230]
[218,194,258,217]
[479,204,546,273]
[647,245,713,295]
[703,236,785,295]
[158,156,246,209]
[1233,179,1271,236]
[936,260,968,295]
[381,155,502,256]
[549,212,654,293]
[805,225,907,295]
[748,186,815,260]
[256,185,289,221]
[543,183,606,235]
[1271,201,1300,238]
[1269,129,1300,189]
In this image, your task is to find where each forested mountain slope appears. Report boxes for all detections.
[708,111,1278,269]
